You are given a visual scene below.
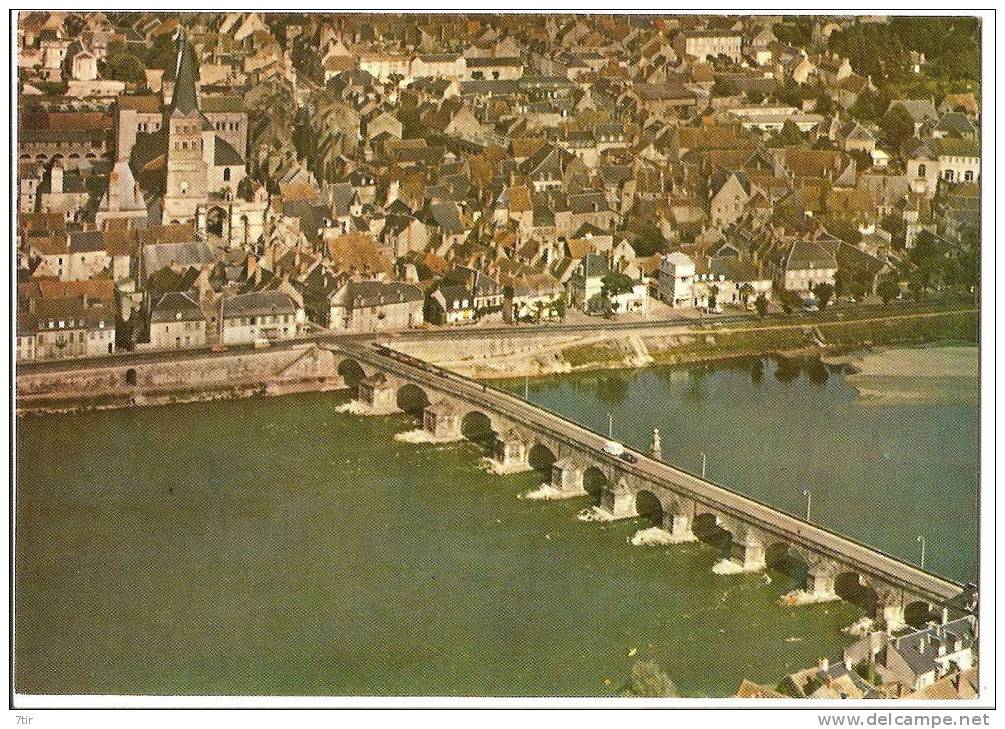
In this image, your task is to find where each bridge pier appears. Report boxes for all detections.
[728,527,766,572]
[668,513,696,542]
[490,430,532,474]
[875,589,907,631]
[806,561,839,600]
[551,458,585,493]
[422,400,462,440]
[599,479,635,519]
[356,372,399,414]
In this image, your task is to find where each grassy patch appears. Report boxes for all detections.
[561,341,623,367]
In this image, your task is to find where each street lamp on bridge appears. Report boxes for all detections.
[802,489,812,521]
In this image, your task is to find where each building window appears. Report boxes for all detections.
[918,164,926,177]
[223,167,231,182]
[964,171,974,182]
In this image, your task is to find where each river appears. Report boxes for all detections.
[14,347,978,697]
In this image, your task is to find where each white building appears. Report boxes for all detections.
[657,252,695,308]
[221,290,302,345]
[782,240,837,292]
[935,138,980,183]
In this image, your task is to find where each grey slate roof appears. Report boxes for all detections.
[213,136,244,166]
[172,31,200,116]
[223,290,298,317]
[150,291,204,323]
[142,240,215,275]
[331,280,423,308]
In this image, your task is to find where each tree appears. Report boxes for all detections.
[814,91,835,116]
[754,293,770,318]
[103,51,147,85]
[631,223,667,257]
[780,290,802,315]
[622,660,678,698]
[145,33,179,71]
[711,78,733,98]
[552,296,567,321]
[907,270,928,302]
[849,89,890,123]
[778,119,803,146]
[706,284,720,311]
[880,103,916,150]
[813,282,835,309]
[877,279,901,304]
[601,272,635,298]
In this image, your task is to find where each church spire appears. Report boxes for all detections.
[172,29,200,115]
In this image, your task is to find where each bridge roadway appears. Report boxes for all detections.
[340,341,966,610]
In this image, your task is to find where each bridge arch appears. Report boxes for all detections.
[582,465,609,502]
[765,541,810,588]
[396,383,430,418]
[634,489,664,527]
[693,510,733,557]
[528,442,557,476]
[337,358,367,393]
[461,410,497,452]
[835,571,879,616]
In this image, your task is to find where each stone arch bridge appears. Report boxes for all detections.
[335,341,973,629]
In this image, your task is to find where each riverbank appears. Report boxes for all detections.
[842,346,979,405]
[398,308,978,380]
[15,307,977,416]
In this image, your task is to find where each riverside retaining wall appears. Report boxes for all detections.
[16,343,345,413]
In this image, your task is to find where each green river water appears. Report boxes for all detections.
[15,348,978,697]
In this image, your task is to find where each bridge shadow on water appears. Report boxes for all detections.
[583,467,607,507]
[396,384,430,422]
[765,543,809,592]
[692,513,733,559]
[528,444,556,479]
[835,573,879,616]
[461,411,497,455]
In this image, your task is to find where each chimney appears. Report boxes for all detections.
[941,607,949,624]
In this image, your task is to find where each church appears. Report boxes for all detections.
[109,29,266,248]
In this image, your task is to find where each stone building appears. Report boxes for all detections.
[148,291,208,350]
[220,290,302,345]
[657,251,695,308]
[123,30,265,248]
[677,30,743,63]
[327,280,424,333]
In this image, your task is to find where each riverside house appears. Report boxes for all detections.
[327,279,424,333]
[221,290,302,345]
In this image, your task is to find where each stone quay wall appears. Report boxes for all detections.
[16,344,345,413]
